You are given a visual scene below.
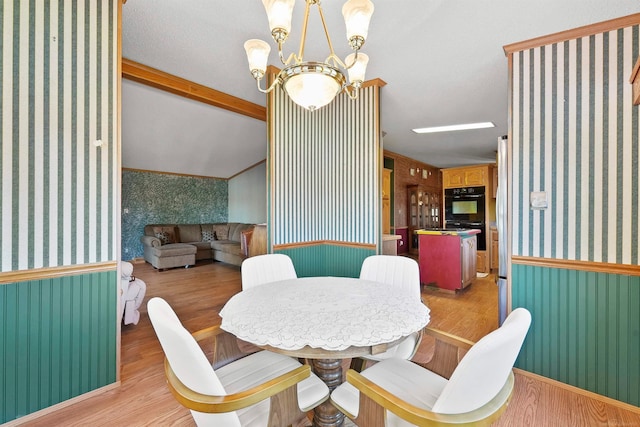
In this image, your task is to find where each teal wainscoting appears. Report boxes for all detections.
[512,264,640,406]
[276,245,375,278]
[0,271,117,423]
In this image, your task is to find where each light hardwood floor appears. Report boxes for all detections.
[16,260,640,426]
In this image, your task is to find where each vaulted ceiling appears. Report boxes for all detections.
[121,0,639,178]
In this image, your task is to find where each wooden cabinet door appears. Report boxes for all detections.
[465,167,486,186]
[382,198,391,234]
[443,170,465,188]
[461,236,477,287]
[490,228,499,270]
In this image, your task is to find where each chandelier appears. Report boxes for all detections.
[244,0,374,111]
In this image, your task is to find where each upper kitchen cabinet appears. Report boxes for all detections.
[442,165,494,190]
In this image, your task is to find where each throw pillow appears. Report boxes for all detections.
[201,230,216,242]
[213,224,229,240]
[152,226,176,245]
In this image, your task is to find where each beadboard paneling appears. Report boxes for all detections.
[0,270,118,423]
[512,263,640,406]
[276,244,375,278]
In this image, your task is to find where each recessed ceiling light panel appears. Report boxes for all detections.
[412,122,495,134]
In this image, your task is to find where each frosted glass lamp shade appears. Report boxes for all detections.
[281,64,346,111]
[244,39,271,76]
[342,0,374,42]
[345,53,369,83]
[262,0,295,34]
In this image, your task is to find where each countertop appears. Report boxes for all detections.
[415,228,481,236]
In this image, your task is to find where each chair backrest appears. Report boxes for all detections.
[241,253,297,290]
[147,297,240,426]
[431,307,532,414]
[359,255,421,301]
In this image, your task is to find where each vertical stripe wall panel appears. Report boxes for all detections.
[511,25,639,264]
[509,20,640,407]
[512,264,640,406]
[0,0,118,272]
[270,85,380,248]
[0,271,118,424]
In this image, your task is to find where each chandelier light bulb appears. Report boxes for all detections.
[262,0,295,40]
[342,0,374,47]
[244,39,271,78]
[345,52,369,84]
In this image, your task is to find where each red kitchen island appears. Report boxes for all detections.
[416,228,480,292]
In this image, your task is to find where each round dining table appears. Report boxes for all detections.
[219,276,430,427]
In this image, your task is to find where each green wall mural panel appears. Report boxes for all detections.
[276,244,375,278]
[0,271,117,423]
[512,263,640,406]
[121,170,228,260]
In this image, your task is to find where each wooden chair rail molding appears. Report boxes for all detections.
[121,58,266,122]
[503,13,640,54]
[511,256,640,276]
[0,261,118,285]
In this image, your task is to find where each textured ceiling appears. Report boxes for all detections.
[122,0,640,178]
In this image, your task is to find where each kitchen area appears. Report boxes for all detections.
[383,152,497,292]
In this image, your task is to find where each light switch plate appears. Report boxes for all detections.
[530,191,548,209]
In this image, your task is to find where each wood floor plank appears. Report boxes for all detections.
[14,260,640,426]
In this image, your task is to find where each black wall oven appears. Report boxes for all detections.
[444,186,486,250]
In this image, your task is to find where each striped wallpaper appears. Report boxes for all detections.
[512,25,639,264]
[0,0,118,272]
[270,85,380,247]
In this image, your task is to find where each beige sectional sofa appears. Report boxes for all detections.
[140,223,256,270]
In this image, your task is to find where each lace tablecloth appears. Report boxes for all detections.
[219,276,430,352]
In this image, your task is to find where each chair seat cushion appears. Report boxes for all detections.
[362,332,419,361]
[331,358,448,426]
[216,350,329,426]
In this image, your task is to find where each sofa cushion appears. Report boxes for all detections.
[201,229,216,242]
[212,224,230,240]
[211,240,244,257]
[186,241,214,252]
[153,226,178,245]
[149,243,197,257]
[177,224,202,243]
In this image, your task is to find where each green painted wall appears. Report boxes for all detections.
[512,264,640,406]
[276,245,375,278]
[121,170,228,260]
[1,271,118,423]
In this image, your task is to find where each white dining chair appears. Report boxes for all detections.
[352,255,423,369]
[147,297,329,427]
[241,253,297,290]
[331,308,532,427]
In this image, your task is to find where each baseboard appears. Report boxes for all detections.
[513,368,640,414]
[130,257,145,264]
[1,382,121,426]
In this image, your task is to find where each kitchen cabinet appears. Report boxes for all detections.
[442,166,490,189]
[417,229,479,291]
[382,168,392,234]
[407,185,441,254]
[490,227,499,270]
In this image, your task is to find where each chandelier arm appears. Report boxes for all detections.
[255,76,281,94]
[343,84,359,100]
[343,50,359,70]
[297,0,313,63]
[316,1,338,59]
